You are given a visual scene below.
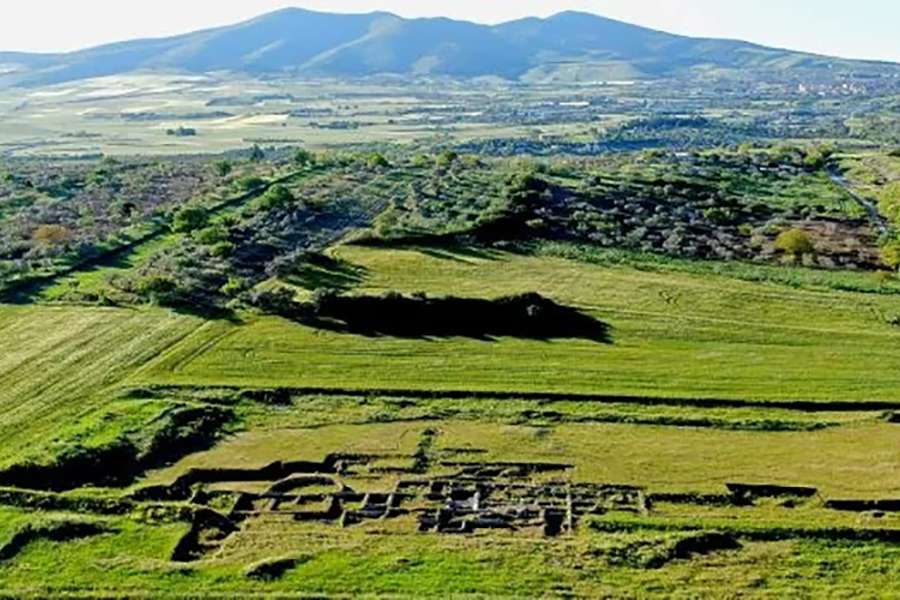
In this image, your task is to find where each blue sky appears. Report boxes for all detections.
[2,0,898,62]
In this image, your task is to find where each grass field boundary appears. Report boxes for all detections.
[590,517,900,544]
[132,384,900,412]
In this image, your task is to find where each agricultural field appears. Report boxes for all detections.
[4,225,900,594]
[1,77,900,596]
[0,74,614,158]
[134,244,900,401]
[1,72,894,160]
[0,305,205,467]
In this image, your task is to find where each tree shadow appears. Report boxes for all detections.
[280,252,368,292]
[289,292,612,344]
[414,245,505,263]
[166,300,243,323]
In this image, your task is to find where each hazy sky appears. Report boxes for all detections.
[2,1,898,62]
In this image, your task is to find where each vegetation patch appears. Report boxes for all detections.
[412,428,439,473]
[595,531,742,569]
[590,515,900,544]
[244,555,312,581]
[515,409,835,432]
[0,400,236,491]
[0,518,111,562]
[0,489,132,515]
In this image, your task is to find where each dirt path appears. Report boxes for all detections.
[827,166,889,235]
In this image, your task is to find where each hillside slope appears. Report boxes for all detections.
[2,8,898,86]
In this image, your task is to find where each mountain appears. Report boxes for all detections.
[2,8,898,86]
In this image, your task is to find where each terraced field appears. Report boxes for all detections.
[134,245,900,402]
[0,305,203,466]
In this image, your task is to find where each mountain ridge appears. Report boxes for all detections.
[1,7,898,86]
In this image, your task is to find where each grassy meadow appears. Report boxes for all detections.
[4,402,900,598]
[131,244,900,402]
[143,415,900,497]
[3,245,900,594]
[0,305,204,467]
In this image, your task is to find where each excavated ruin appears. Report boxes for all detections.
[160,453,654,561]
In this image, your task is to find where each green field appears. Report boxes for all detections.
[0,305,204,466]
[0,74,584,158]
[2,130,900,595]
[143,415,900,497]
[131,244,900,402]
[2,394,900,596]
[4,237,900,594]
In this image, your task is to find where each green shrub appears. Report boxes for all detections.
[774,229,815,257]
[435,151,458,168]
[220,277,247,297]
[802,144,834,169]
[210,242,235,258]
[253,184,295,211]
[192,225,227,245]
[171,206,209,233]
[238,176,266,191]
[214,160,232,177]
[373,207,402,238]
[294,149,314,166]
[412,154,432,168]
[135,274,179,305]
[249,286,300,315]
[366,152,390,169]
[877,182,900,223]
[880,242,900,271]
[703,207,734,224]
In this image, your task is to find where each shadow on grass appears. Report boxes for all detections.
[166,301,243,323]
[281,252,368,292]
[414,245,506,263]
[291,292,612,343]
